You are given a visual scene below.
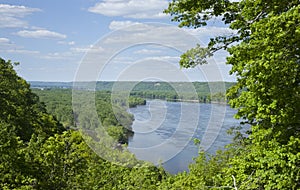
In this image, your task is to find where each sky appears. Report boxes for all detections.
[0,0,236,82]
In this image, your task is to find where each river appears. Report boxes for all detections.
[128,100,241,174]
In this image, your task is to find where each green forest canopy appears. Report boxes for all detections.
[30,81,235,103]
[0,58,166,189]
[164,0,300,189]
[1,0,300,189]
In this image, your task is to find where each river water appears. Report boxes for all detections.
[128,100,241,174]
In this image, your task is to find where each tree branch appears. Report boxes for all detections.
[232,175,238,190]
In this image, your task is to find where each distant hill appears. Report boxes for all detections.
[29,81,73,89]
[29,81,235,93]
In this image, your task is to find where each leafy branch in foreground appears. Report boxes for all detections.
[165,0,300,189]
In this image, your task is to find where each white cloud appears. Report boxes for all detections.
[184,26,235,38]
[0,16,28,28]
[88,0,169,19]
[0,37,14,50]
[0,4,40,17]
[144,55,180,62]
[40,52,75,60]
[70,45,104,53]
[68,41,75,45]
[0,37,40,55]
[58,41,76,45]
[16,29,67,39]
[103,23,199,51]
[70,47,88,53]
[0,37,10,44]
[6,49,39,55]
[106,22,235,46]
[39,45,103,61]
[109,20,141,30]
[0,4,40,28]
[109,56,136,65]
[133,48,162,55]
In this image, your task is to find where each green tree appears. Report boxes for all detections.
[165,0,300,189]
[0,58,64,189]
[0,121,35,190]
[0,58,63,141]
[1,58,169,189]
[24,131,91,190]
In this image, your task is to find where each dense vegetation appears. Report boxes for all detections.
[0,58,166,189]
[164,0,300,189]
[31,81,235,103]
[33,89,148,144]
[2,58,236,190]
[1,0,300,189]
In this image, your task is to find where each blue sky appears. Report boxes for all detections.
[0,0,236,82]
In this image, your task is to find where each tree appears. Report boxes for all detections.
[0,58,63,142]
[0,58,65,189]
[165,0,300,189]
[0,121,34,190]
[165,0,300,66]
[0,58,168,189]
[24,131,91,190]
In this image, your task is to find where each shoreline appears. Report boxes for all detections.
[142,98,228,105]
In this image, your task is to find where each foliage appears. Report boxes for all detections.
[33,89,135,143]
[0,58,63,189]
[165,0,299,63]
[3,0,300,185]
[0,58,167,189]
[128,96,146,108]
[31,81,235,103]
[0,58,63,141]
[159,150,234,190]
[165,0,300,189]
[1,57,236,189]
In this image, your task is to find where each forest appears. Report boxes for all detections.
[1,0,300,189]
[31,81,235,103]
[0,58,167,189]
